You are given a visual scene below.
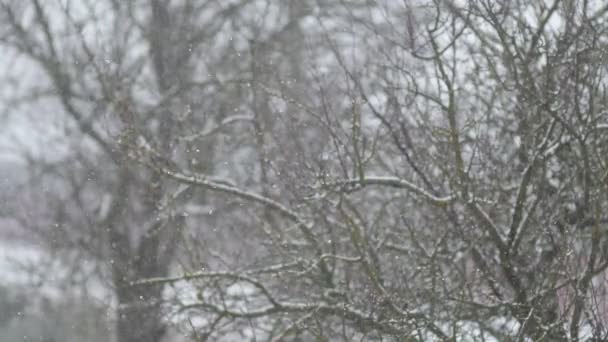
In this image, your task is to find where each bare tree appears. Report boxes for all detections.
[3,0,608,341]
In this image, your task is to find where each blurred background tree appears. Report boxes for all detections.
[2,0,608,341]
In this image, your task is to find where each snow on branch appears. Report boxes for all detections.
[134,146,335,284]
[133,266,442,337]
[181,301,405,335]
[595,123,608,131]
[157,166,303,222]
[133,138,301,221]
[130,262,304,288]
[132,269,282,306]
[326,176,454,206]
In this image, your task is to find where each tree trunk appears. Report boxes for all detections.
[115,282,166,342]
